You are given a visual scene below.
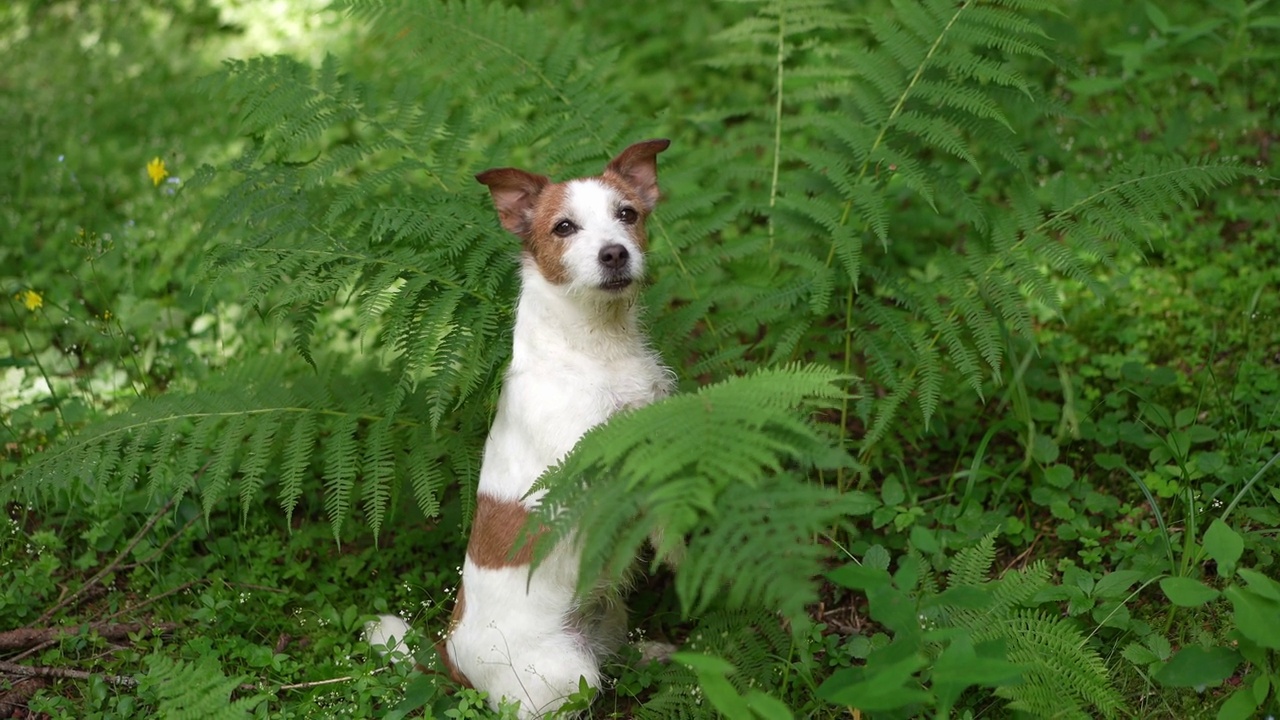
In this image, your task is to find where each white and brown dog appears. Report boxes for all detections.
[368,139,673,717]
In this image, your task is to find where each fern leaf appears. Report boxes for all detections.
[279,412,318,526]
[323,414,360,541]
[141,654,257,719]
[362,418,395,540]
[532,365,868,617]
[238,412,281,520]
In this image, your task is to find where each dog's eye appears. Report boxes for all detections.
[616,207,638,225]
[552,220,577,237]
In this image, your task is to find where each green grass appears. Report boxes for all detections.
[3,0,1278,718]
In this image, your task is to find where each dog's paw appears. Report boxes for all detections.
[365,614,414,662]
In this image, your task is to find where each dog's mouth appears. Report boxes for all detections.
[600,277,634,292]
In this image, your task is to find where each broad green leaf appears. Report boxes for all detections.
[1187,424,1218,443]
[1031,434,1059,464]
[842,490,881,516]
[932,637,1023,710]
[1203,519,1244,577]
[864,544,891,571]
[1216,686,1258,720]
[1140,401,1173,427]
[672,652,734,675]
[881,478,905,506]
[1095,452,1126,470]
[1094,570,1145,598]
[1224,586,1280,650]
[744,690,794,720]
[1236,568,1280,602]
[1153,646,1241,688]
[674,653,751,719]
[1147,634,1172,659]
[1196,451,1226,474]
[817,652,930,709]
[1122,642,1158,665]
[1160,576,1220,607]
[1144,2,1171,33]
[926,585,991,611]
[827,563,892,591]
[1043,464,1073,488]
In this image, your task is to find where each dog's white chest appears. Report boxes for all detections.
[479,336,667,503]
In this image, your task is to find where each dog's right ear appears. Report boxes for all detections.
[476,168,551,239]
[604,139,670,211]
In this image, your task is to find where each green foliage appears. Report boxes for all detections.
[14,354,468,540]
[672,652,794,720]
[532,365,876,618]
[138,654,260,719]
[825,535,1125,718]
[4,0,1277,717]
[1149,520,1280,718]
[628,609,794,720]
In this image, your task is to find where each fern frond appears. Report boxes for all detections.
[933,535,1126,719]
[697,0,1249,451]
[140,654,257,719]
[532,365,871,617]
[238,413,280,520]
[13,355,469,540]
[323,414,361,541]
[279,413,318,525]
[998,611,1127,719]
[948,531,998,588]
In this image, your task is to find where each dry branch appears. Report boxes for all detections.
[0,622,179,651]
[0,660,138,688]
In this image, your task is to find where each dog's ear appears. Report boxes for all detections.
[604,139,670,211]
[476,168,551,239]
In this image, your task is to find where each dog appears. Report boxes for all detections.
[368,139,674,717]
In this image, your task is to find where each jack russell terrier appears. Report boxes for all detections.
[369,139,674,717]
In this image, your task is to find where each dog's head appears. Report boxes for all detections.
[476,139,669,298]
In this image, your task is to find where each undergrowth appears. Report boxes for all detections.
[2,0,1277,718]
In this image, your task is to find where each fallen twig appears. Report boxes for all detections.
[0,659,138,688]
[239,667,388,693]
[11,583,198,663]
[0,622,179,651]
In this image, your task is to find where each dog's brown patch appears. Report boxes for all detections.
[465,493,545,568]
[434,585,472,688]
[526,183,571,284]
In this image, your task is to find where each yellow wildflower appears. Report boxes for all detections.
[147,157,168,186]
[17,289,43,311]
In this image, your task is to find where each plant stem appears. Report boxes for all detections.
[767,3,785,252]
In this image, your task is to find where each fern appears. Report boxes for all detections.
[138,654,258,719]
[939,535,1127,718]
[693,0,1252,459]
[827,537,1126,717]
[13,354,478,542]
[532,365,877,619]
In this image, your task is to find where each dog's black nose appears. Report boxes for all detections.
[598,244,630,269]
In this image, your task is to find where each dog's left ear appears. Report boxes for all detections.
[604,139,670,212]
[475,167,551,240]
